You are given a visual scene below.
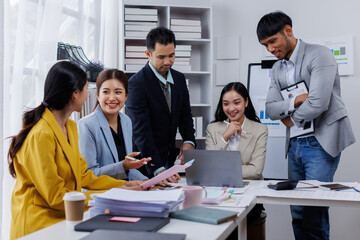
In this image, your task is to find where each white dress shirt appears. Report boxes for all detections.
[221,118,246,151]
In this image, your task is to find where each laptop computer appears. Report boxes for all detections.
[183,149,246,188]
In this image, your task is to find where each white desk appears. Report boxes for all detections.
[18,180,360,239]
[249,180,360,208]
[18,205,252,240]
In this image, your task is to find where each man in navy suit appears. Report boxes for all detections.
[126,27,196,181]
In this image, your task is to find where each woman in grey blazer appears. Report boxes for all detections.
[78,69,150,181]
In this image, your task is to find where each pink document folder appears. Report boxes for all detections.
[140,161,193,189]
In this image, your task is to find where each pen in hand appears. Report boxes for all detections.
[125,156,148,165]
[223,120,247,134]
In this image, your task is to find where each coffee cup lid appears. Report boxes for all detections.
[63,192,86,201]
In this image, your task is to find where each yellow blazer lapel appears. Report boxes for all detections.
[66,120,81,189]
[42,109,80,189]
[238,118,253,154]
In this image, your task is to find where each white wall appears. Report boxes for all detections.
[212,0,360,239]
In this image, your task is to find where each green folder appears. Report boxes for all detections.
[170,206,238,225]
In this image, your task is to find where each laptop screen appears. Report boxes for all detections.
[183,150,244,188]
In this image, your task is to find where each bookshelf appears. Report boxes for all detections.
[120,0,212,149]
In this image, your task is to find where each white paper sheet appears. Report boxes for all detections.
[95,188,183,202]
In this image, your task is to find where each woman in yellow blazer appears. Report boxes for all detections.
[8,61,142,239]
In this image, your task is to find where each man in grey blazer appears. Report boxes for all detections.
[257,11,355,240]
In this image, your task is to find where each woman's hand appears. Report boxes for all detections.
[122,152,152,170]
[117,180,145,191]
[142,179,172,190]
[156,169,181,183]
[124,180,144,187]
[222,121,242,142]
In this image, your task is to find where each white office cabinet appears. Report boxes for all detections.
[120,0,212,148]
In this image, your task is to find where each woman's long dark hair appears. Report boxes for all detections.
[213,82,260,123]
[8,61,87,178]
[93,69,128,110]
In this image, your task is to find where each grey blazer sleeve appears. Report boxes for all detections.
[128,169,148,181]
[291,47,338,126]
[78,119,127,179]
[265,63,293,121]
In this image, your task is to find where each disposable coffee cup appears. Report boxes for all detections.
[63,192,86,222]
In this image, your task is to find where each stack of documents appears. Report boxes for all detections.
[89,188,184,218]
[170,18,202,39]
[173,45,192,72]
[124,8,158,38]
[124,45,148,71]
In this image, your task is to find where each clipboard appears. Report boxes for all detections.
[281,81,314,138]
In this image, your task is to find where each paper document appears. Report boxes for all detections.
[96,188,183,202]
[280,81,314,138]
[89,188,184,218]
[141,160,194,189]
[202,189,229,204]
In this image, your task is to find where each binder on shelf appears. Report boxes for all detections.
[171,18,201,26]
[125,64,145,71]
[126,52,147,58]
[125,24,155,31]
[175,57,190,61]
[125,31,149,38]
[125,58,148,65]
[196,116,203,138]
[176,45,192,51]
[124,8,158,16]
[185,79,190,91]
[175,51,191,57]
[125,21,158,26]
[126,45,147,52]
[171,25,201,33]
[174,32,201,39]
[125,14,158,22]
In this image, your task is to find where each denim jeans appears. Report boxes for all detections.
[288,136,340,240]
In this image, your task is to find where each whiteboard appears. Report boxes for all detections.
[247,63,288,179]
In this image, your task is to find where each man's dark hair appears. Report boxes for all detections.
[256,11,292,42]
[146,27,176,51]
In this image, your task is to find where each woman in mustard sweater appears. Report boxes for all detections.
[8,61,142,239]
